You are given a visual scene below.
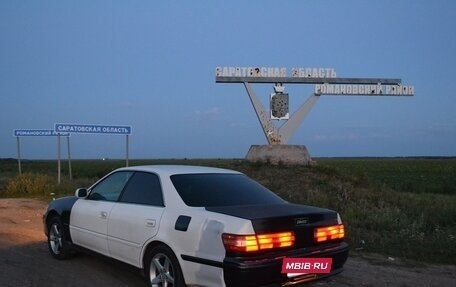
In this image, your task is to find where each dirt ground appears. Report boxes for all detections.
[0,198,454,287]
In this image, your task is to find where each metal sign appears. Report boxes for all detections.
[13,129,71,181]
[216,66,415,146]
[54,123,132,135]
[215,66,402,86]
[54,123,132,167]
[14,129,70,137]
[315,83,414,96]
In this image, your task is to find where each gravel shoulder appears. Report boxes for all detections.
[0,198,454,287]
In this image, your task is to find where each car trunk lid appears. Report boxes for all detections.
[206,203,340,248]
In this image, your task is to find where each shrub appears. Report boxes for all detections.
[5,173,53,196]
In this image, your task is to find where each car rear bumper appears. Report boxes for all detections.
[222,242,349,287]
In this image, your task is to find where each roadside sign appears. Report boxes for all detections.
[13,129,70,181]
[54,123,132,167]
[14,129,70,137]
[13,124,132,180]
[54,123,132,135]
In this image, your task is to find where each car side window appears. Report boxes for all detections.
[88,171,134,202]
[119,172,164,206]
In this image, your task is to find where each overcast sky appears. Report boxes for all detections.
[1,0,455,159]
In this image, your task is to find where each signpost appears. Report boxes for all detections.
[13,129,70,183]
[14,123,132,184]
[216,66,415,164]
[54,123,132,167]
[54,124,132,135]
[14,129,70,137]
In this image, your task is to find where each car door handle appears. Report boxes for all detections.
[99,211,108,219]
[145,219,156,228]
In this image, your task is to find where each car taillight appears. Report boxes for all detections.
[222,231,295,253]
[314,224,345,243]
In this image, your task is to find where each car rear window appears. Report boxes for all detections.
[170,173,285,207]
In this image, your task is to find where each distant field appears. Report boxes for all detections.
[0,157,455,265]
[317,157,456,195]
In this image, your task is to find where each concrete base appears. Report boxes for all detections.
[245,145,314,166]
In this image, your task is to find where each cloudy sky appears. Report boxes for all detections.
[1,0,455,159]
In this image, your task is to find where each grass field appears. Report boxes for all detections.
[1,157,455,265]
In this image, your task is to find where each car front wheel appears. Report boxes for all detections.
[47,217,72,260]
[145,245,185,287]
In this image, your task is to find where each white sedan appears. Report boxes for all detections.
[43,165,348,287]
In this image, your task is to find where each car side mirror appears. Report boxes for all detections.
[75,188,88,198]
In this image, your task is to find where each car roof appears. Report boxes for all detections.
[115,165,242,176]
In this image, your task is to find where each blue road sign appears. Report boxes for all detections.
[14,129,70,137]
[54,123,132,135]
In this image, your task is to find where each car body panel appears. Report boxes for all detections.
[107,202,164,266]
[43,196,78,240]
[70,199,115,256]
[139,206,255,286]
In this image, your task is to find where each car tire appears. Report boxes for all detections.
[145,245,185,287]
[47,217,72,260]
